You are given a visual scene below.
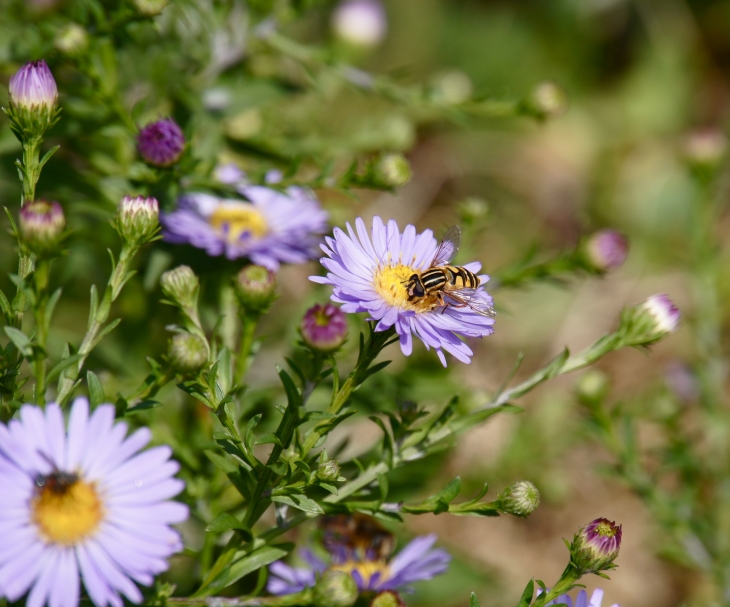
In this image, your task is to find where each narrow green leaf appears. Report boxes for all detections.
[205,450,239,475]
[255,433,284,448]
[0,288,12,321]
[46,354,83,383]
[271,494,324,514]
[206,513,252,538]
[470,592,481,607]
[4,327,32,356]
[207,543,293,592]
[516,579,534,607]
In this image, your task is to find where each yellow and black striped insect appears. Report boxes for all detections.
[405,225,495,317]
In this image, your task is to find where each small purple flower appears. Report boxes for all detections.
[570,518,622,574]
[546,589,619,607]
[301,303,348,353]
[584,230,628,273]
[161,187,328,271]
[310,217,495,366]
[0,398,188,607]
[9,60,58,110]
[137,118,185,167]
[332,0,387,47]
[268,535,450,595]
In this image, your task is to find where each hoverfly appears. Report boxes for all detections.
[320,513,395,561]
[405,225,495,317]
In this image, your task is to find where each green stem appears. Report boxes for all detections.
[21,137,42,205]
[235,312,259,387]
[56,244,139,406]
[530,564,581,607]
[32,259,50,406]
[173,588,312,606]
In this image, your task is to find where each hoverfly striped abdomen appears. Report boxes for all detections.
[442,265,480,289]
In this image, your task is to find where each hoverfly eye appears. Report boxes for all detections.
[414,284,425,297]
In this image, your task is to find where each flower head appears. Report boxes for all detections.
[620,294,680,347]
[583,230,628,273]
[54,24,89,57]
[570,518,622,574]
[137,118,185,167]
[0,398,188,607]
[499,480,541,517]
[168,332,209,373]
[311,217,495,366]
[332,0,387,47]
[546,589,618,607]
[234,265,277,315]
[268,534,450,596]
[312,570,358,607]
[373,154,412,188]
[301,303,348,353]
[370,591,405,607]
[160,265,200,311]
[161,186,328,271]
[19,200,65,255]
[114,195,159,246]
[9,60,58,112]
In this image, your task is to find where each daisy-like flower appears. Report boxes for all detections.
[546,588,619,607]
[268,534,449,596]
[161,186,328,271]
[310,217,495,366]
[0,398,188,607]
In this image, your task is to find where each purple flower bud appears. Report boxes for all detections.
[570,518,622,574]
[137,118,185,167]
[621,294,680,347]
[584,229,629,273]
[115,195,159,245]
[9,60,58,111]
[301,304,348,353]
[641,294,680,335]
[332,0,387,47]
[19,200,65,255]
[235,265,277,315]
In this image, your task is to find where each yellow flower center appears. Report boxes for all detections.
[331,560,390,587]
[209,205,268,244]
[31,473,104,545]
[373,264,439,313]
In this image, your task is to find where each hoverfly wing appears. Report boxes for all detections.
[430,225,461,267]
[444,288,496,318]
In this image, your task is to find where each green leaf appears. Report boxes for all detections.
[255,433,284,448]
[126,400,161,413]
[516,579,534,607]
[207,543,293,592]
[4,327,32,357]
[206,513,252,538]
[271,494,324,514]
[205,450,239,475]
[470,592,481,607]
[0,288,12,321]
[402,477,462,514]
[46,354,83,383]
[377,473,389,503]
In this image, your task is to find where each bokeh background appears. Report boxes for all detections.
[1,0,726,605]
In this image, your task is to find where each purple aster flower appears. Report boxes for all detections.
[310,217,495,366]
[9,60,58,111]
[301,303,348,353]
[161,186,328,271]
[137,118,185,167]
[267,534,450,595]
[584,229,628,273]
[546,588,619,607]
[0,398,188,607]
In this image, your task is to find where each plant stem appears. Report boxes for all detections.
[32,259,50,405]
[235,312,259,387]
[530,564,581,607]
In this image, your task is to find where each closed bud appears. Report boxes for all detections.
[332,0,387,48]
[683,128,727,171]
[235,265,277,315]
[161,265,199,311]
[133,0,169,16]
[459,197,489,226]
[374,153,411,188]
[301,304,348,354]
[620,294,680,347]
[317,450,341,482]
[524,81,568,120]
[6,60,59,138]
[570,518,622,574]
[168,332,208,373]
[370,591,405,607]
[54,24,89,57]
[576,370,610,405]
[499,480,540,517]
[583,230,628,273]
[19,200,65,255]
[137,118,185,167]
[312,570,358,607]
[114,195,159,246]
[428,70,473,106]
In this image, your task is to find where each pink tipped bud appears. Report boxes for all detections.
[332,0,387,48]
[137,118,185,167]
[9,60,58,111]
[584,229,629,273]
[19,200,65,255]
[570,518,622,574]
[621,294,680,347]
[301,303,348,353]
[683,128,727,169]
[235,265,277,315]
[115,195,159,245]
[641,294,680,335]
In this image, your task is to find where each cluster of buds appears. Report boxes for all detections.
[498,480,541,517]
[113,195,159,246]
[5,60,59,140]
[569,518,622,575]
[300,303,348,354]
[19,200,65,256]
[137,118,185,167]
[234,265,277,316]
[619,294,681,347]
[581,229,629,274]
[168,332,208,374]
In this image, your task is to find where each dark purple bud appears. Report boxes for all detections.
[137,118,185,167]
[570,517,622,574]
[301,303,348,353]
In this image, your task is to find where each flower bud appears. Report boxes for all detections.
[19,200,65,255]
[570,518,622,574]
[332,0,387,48]
[683,128,727,171]
[576,370,609,405]
[374,153,412,188]
[524,81,568,120]
[620,294,680,347]
[499,480,541,517]
[312,570,358,607]
[370,591,405,607]
[54,24,89,57]
[6,60,59,138]
[168,332,208,373]
[583,229,628,273]
[429,71,473,106]
[137,118,185,167]
[133,0,169,16]
[458,197,489,226]
[234,265,277,316]
[161,265,199,311]
[114,195,159,246]
[317,450,341,482]
[301,304,348,353]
